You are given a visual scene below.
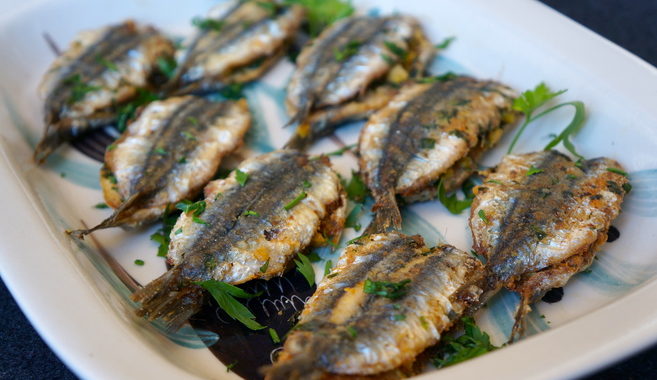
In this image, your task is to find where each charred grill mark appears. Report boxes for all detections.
[489,151,585,282]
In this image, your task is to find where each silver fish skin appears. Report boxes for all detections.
[132,150,347,329]
[359,76,518,234]
[169,0,304,94]
[71,96,250,236]
[36,20,174,163]
[469,150,629,338]
[285,14,435,150]
[266,232,485,379]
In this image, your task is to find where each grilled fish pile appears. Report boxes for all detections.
[132,150,346,328]
[167,0,304,95]
[469,150,630,338]
[36,20,174,162]
[266,232,485,379]
[72,96,250,236]
[359,76,518,233]
[285,15,435,150]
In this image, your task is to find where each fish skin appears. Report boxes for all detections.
[132,150,346,329]
[285,15,434,150]
[359,76,518,233]
[168,0,304,95]
[35,20,174,163]
[469,150,629,338]
[265,232,485,379]
[71,96,250,236]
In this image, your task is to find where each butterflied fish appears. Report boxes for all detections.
[469,150,630,339]
[167,0,304,95]
[359,76,518,233]
[285,14,435,150]
[36,20,174,163]
[265,232,485,379]
[70,96,250,236]
[132,150,347,329]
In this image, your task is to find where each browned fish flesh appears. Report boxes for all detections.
[359,76,518,233]
[469,150,630,338]
[36,20,175,163]
[285,14,435,150]
[132,150,346,329]
[70,96,250,236]
[265,232,485,379]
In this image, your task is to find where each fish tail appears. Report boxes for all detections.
[131,267,204,331]
[67,192,144,239]
[263,352,323,380]
[363,191,402,235]
[509,292,531,343]
[34,129,66,164]
[283,130,315,152]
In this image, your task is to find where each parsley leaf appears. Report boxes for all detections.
[96,55,118,72]
[342,171,369,203]
[294,253,316,287]
[415,72,457,84]
[93,202,109,209]
[285,0,354,37]
[436,178,475,215]
[156,56,177,79]
[235,169,249,186]
[345,203,363,231]
[334,40,362,61]
[525,166,544,176]
[420,138,436,149]
[243,210,260,216]
[507,82,586,159]
[64,74,102,104]
[268,327,281,344]
[192,17,224,31]
[260,259,270,273]
[175,200,206,216]
[384,41,407,59]
[219,83,245,100]
[195,280,265,330]
[363,279,411,300]
[134,259,145,266]
[606,167,629,177]
[478,209,489,224]
[432,317,498,368]
[324,260,333,276]
[149,205,179,257]
[435,36,455,50]
[116,89,160,132]
[284,192,308,211]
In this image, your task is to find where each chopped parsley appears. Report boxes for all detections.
[174,228,183,235]
[303,180,312,188]
[525,166,544,176]
[156,56,177,79]
[477,209,489,224]
[345,203,363,231]
[285,0,354,37]
[134,259,145,266]
[334,40,362,61]
[420,137,436,149]
[419,316,430,330]
[294,253,316,287]
[149,205,179,257]
[64,74,102,104]
[260,259,270,273]
[243,210,259,216]
[268,327,281,344]
[415,72,457,84]
[346,326,358,338]
[307,251,322,262]
[436,178,475,215]
[432,317,498,368]
[393,314,406,321]
[116,88,160,132]
[342,171,369,203]
[96,55,118,72]
[284,192,307,211]
[363,279,411,300]
[435,36,456,50]
[384,40,407,59]
[154,147,167,155]
[606,180,624,195]
[196,280,265,330]
[93,202,109,209]
[235,169,249,186]
[193,216,208,225]
[623,182,632,193]
[324,260,333,276]
[192,17,225,31]
[606,167,629,177]
[176,200,206,216]
[256,1,278,15]
[226,361,238,372]
[380,53,396,65]
[106,143,117,151]
[322,143,356,157]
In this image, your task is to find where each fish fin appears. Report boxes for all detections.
[67,192,144,239]
[131,266,204,331]
[283,130,315,151]
[263,352,324,380]
[363,191,402,235]
[509,291,532,343]
[34,127,67,164]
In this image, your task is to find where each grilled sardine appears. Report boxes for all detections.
[469,150,629,338]
[168,0,304,95]
[266,232,485,379]
[360,76,518,233]
[132,150,346,329]
[285,15,435,150]
[71,96,250,236]
[36,20,174,163]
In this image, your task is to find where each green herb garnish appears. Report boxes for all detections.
[196,280,265,330]
[193,216,208,225]
[507,82,585,158]
[346,326,358,338]
[134,259,145,266]
[284,192,308,211]
[478,209,489,224]
[342,171,369,203]
[174,228,183,235]
[268,327,281,344]
[623,182,632,193]
[606,167,628,177]
[380,53,396,65]
[154,147,167,155]
[156,56,177,79]
[149,205,179,257]
[384,41,407,59]
[393,314,406,321]
[284,0,354,37]
[606,180,623,195]
[219,83,245,100]
[96,55,118,72]
[303,180,312,188]
[307,252,322,262]
[260,259,270,273]
[525,166,544,176]
[345,203,363,231]
[243,210,260,216]
[364,279,411,300]
[176,200,206,216]
[64,74,102,104]
[93,202,109,209]
[435,36,455,50]
[420,137,436,149]
[256,1,278,14]
[432,317,498,368]
[235,169,249,186]
[116,89,160,132]
[192,17,225,31]
[436,178,475,215]
[415,72,457,84]
[324,260,333,276]
[226,361,238,372]
[334,40,361,61]
[294,253,316,287]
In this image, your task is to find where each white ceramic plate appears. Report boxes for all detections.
[1,0,657,379]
